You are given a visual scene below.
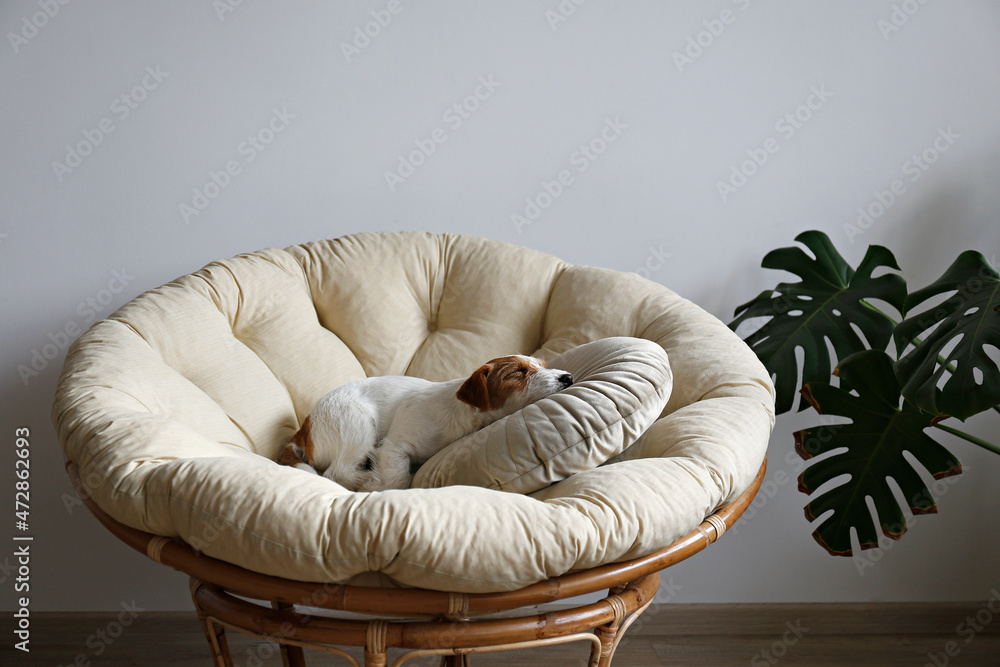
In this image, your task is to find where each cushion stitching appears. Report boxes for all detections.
[539,261,572,347]
[77,318,263,453]
[91,476,584,587]
[497,372,671,489]
[214,251,311,450]
[404,237,448,376]
[117,489,370,567]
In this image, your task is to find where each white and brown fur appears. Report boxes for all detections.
[280,355,574,491]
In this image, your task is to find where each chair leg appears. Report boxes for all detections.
[593,624,620,667]
[590,590,632,667]
[591,578,658,667]
[365,620,389,666]
[364,649,388,666]
[190,578,234,667]
[279,639,307,666]
[271,601,307,667]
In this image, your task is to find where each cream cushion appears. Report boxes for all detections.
[53,232,774,593]
[414,337,672,493]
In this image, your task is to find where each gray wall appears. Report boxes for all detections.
[2,1,998,612]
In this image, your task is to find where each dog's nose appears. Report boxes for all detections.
[559,373,574,388]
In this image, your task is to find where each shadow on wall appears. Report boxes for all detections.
[855,183,980,282]
[887,183,988,284]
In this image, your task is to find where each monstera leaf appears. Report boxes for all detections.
[894,251,1000,421]
[795,349,962,557]
[731,230,907,414]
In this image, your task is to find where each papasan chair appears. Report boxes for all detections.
[54,231,774,666]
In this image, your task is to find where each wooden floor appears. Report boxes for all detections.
[5,603,1000,666]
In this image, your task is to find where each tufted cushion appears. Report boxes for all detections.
[53,232,775,593]
[413,337,672,493]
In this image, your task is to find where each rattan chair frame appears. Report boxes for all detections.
[68,458,765,666]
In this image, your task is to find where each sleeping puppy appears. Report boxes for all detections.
[280,355,574,491]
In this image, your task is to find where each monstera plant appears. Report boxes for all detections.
[729,230,1000,556]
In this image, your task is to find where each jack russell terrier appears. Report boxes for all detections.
[280,355,574,491]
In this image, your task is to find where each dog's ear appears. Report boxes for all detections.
[283,416,313,464]
[457,365,492,411]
